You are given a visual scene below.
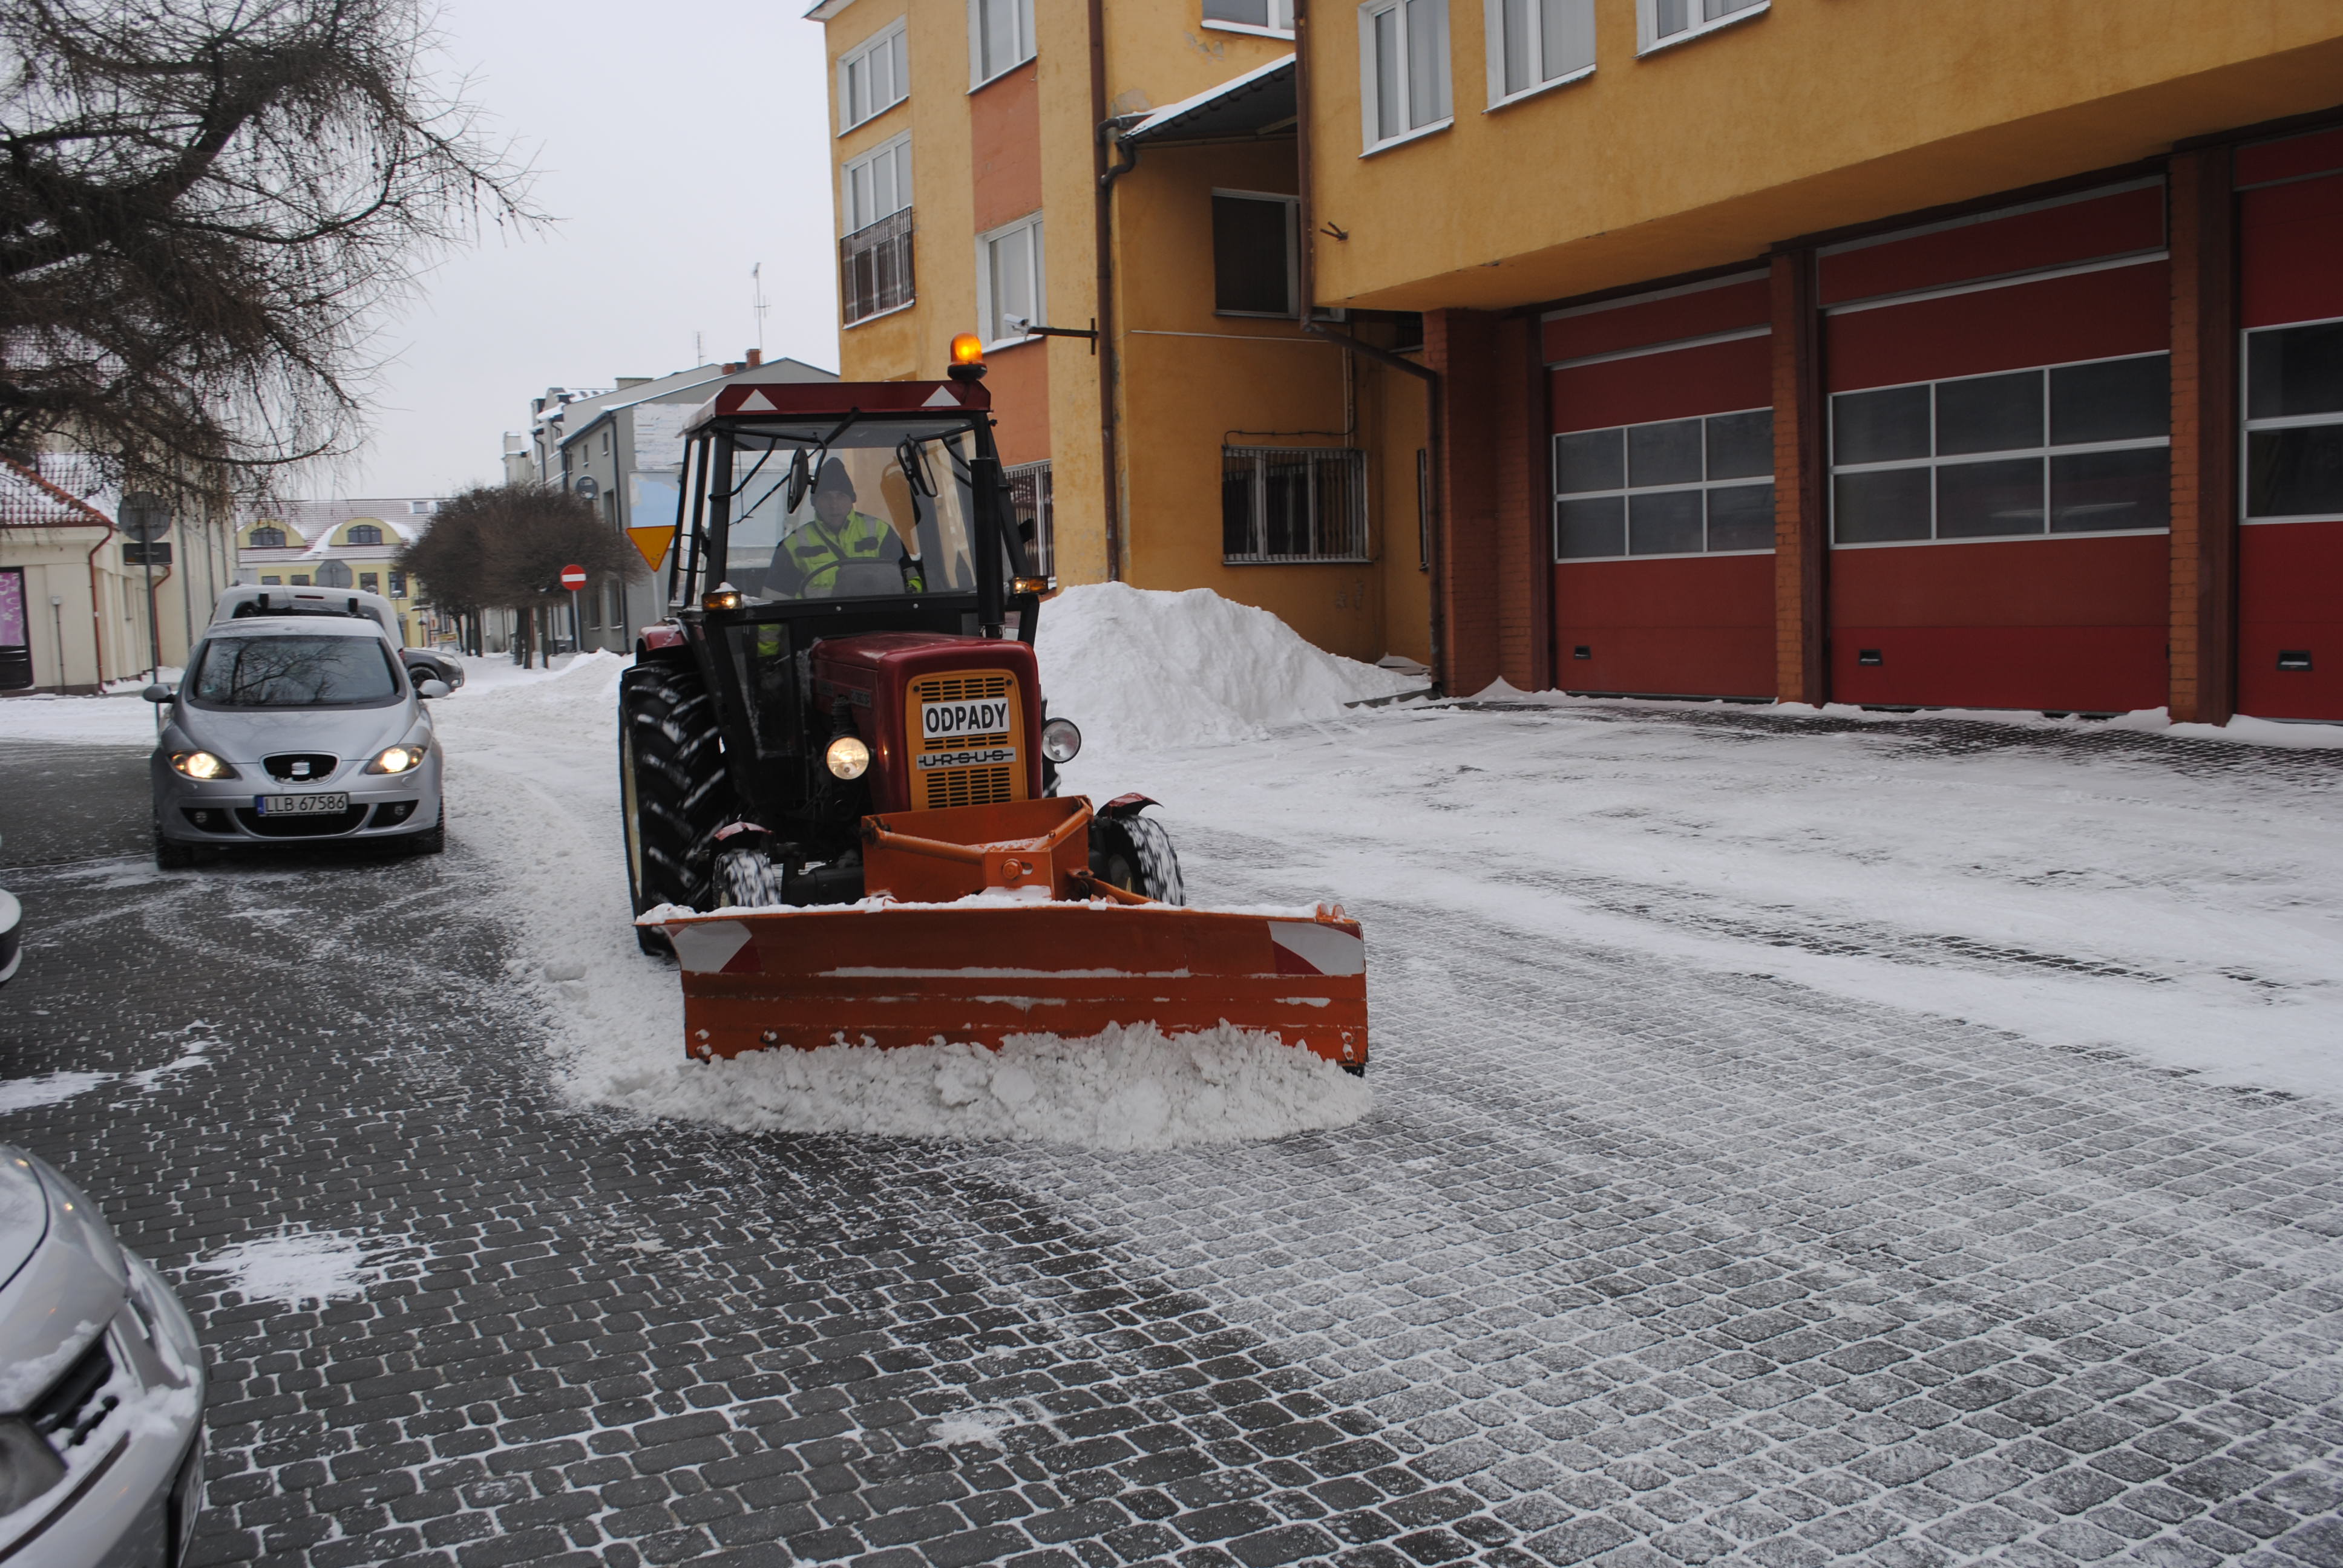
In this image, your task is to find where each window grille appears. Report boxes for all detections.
[1006,461,1054,575]
[247,526,286,548]
[842,207,916,324]
[346,523,383,545]
[1222,448,1370,564]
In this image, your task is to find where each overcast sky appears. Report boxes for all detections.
[340,1,841,500]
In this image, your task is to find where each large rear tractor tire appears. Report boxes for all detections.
[1089,811,1184,906]
[620,661,731,954]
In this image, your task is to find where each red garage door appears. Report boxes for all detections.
[1820,183,2172,714]
[1545,275,1775,699]
[2238,128,2343,722]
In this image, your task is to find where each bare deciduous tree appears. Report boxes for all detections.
[0,0,535,503]
[400,483,644,666]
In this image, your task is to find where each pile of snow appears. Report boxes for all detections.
[569,1024,1372,1151]
[1036,583,1418,754]
[188,1225,392,1310]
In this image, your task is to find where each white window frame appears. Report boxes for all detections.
[1827,352,2173,550]
[1483,0,1595,109]
[1210,189,1300,319]
[2243,313,2343,526]
[1358,0,1453,156]
[967,0,1037,90]
[975,212,1046,350]
[1636,0,1768,56]
[1202,0,1294,39]
[842,132,913,236]
[838,18,908,134]
[1552,407,1778,563]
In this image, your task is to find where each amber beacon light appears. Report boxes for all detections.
[948,333,987,382]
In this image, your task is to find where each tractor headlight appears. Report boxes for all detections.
[825,735,871,780]
[1040,718,1082,765]
[366,743,428,775]
[171,751,235,780]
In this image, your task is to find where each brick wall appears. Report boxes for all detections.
[2168,148,2238,724]
[1427,309,1503,695]
[1771,252,1826,704]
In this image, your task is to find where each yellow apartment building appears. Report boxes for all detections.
[812,1,2343,721]
[808,0,1433,666]
[1297,0,2343,721]
[236,500,446,648]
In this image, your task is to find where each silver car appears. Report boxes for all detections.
[146,617,448,867]
[0,1146,206,1567]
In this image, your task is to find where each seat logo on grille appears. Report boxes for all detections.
[917,748,1017,770]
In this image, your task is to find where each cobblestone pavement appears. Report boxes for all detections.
[5,724,2343,1568]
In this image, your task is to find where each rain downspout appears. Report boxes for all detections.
[1290,0,1447,693]
[1090,0,1133,582]
[85,520,114,688]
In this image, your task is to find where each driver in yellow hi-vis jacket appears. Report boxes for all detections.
[767,459,925,598]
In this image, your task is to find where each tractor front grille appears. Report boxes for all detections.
[908,672,1020,811]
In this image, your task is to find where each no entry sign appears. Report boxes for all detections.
[559,564,588,591]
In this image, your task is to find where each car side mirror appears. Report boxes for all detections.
[416,679,450,699]
[141,684,174,704]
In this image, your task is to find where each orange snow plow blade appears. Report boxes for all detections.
[647,797,1368,1070]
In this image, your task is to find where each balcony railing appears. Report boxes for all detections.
[841,207,915,325]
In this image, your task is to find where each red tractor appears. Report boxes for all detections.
[619,348,1368,1071]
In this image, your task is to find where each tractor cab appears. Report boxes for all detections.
[624,368,1078,918]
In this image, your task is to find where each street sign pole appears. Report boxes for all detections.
[558,564,588,658]
[120,492,172,682]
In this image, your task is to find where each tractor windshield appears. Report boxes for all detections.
[723,419,981,603]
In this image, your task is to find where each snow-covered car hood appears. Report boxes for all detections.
[166,701,424,767]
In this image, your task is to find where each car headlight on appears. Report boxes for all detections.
[366,743,428,775]
[170,751,234,780]
[825,735,871,780]
[0,1417,65,1514]
[1040,717,1082,764]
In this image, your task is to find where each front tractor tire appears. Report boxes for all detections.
[619,661,732,953]
[1089,810,1185,906]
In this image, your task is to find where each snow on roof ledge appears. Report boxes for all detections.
[1123,55,1296,145]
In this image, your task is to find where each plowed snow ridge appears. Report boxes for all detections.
[435,583,1388,1146]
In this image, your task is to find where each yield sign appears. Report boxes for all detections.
[628,526,676,571]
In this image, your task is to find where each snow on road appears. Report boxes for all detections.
[6,585,2338,1111]
[428,583,1404,1146]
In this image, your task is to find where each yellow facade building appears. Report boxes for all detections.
[810,0,1432,667]
[236,500,445,648]
[813,1,2343,722]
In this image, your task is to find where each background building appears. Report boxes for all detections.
[236,498,447,647]
[0,456,238,693]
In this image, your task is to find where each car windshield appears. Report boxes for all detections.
[189,636,401,708]
[723,419,983,603]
